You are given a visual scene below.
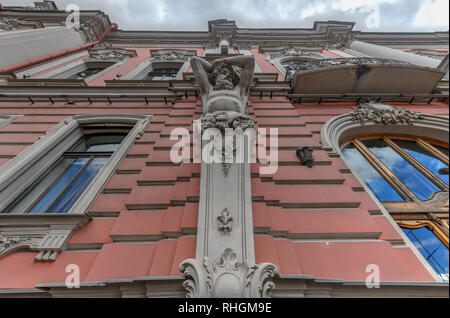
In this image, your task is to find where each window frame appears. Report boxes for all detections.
[0,114,151,214]
[321,105,449,281]
[341,134,449,250]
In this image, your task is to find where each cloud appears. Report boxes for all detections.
[1,0,448,31]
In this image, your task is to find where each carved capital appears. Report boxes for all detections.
[179,248,277,298]
[351,101,423,125]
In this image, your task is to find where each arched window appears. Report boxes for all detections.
[342,134,449,281]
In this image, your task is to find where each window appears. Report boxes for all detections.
[6,133,127,214]
[0,114,150,261]
[402,227,449,282]
[67,68,105,80]
[342,135,449,281]
[144,68,179,80]
[40,60,116,81]
[0,114,151,214]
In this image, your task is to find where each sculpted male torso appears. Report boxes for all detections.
[190,55,255,115]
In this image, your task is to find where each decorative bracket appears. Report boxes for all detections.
[179,248,277,298]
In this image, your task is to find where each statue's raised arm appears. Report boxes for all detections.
[190,55,255,115]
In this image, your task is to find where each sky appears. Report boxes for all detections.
[2,0,449,32]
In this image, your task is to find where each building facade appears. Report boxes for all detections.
[0,1,448,297]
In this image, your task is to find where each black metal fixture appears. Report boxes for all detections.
[296,146,314,168]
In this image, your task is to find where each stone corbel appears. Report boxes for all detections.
[0,213,91,261]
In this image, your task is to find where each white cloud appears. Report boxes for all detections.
[413,0,449,27]
[1,0,448,31]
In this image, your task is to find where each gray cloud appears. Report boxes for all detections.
[2,0,448,32]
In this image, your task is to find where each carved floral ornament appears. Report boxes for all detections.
[179,248,278,298]
[88,45,137,62]
[351,101,424,125]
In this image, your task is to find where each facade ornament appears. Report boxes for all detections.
[179,248,277,298]
[0,230,74,262]
[0,17,22,30]
[221,163,231,177]
[217,208,233,234]
[88,47,137,62]
[281,45,304,57]
[151,52,187,63]
[0,236,40,255]
[201,111,255,132]
[205,31,235,49]
[296,146,314,168]
[77,23,98,43]
[327,32,358,49]
[284,57,411,83]
[351,101,424,125]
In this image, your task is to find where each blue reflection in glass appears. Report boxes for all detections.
[363,139,440,200]
[402,227,449,282]
[50,157,108,213]
[342,144,404,201]
[394,140,449,185]
[28,158,89,213]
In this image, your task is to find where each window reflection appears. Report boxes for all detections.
[363,139,441,200]
[402,227,449,282]
[394,140,449,185]
[7,133,126,214]
[342,144,404,201]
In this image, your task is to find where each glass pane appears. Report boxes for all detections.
[68,68,104,80]
[28,158,89,213]
[363,139,440,200]
[342,144,404,201]
[7,159,75,213]
[394,140,449,185]
[49,157,108,214]
[71,134,126,152]
[402,227,449,282]
[145,68,179,80]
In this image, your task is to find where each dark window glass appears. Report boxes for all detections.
[145,68,179,80]
[342,143,404,201]
[68,68,104,80]
[393,140,449,185]
[402,227,449,282]
[8,133,126,214]
[363,139,440,200]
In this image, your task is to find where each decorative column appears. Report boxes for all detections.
[179,56,277,298]
[348,40,442,69]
